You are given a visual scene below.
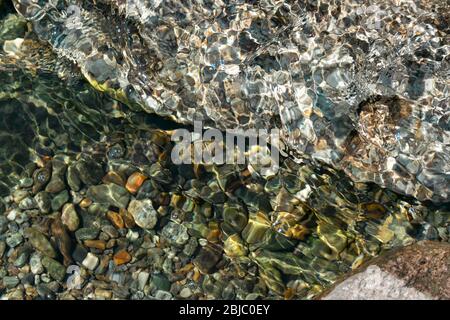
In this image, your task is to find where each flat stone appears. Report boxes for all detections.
[87,184,130,209]
[24,227,56,258]
[75,227,99,242]
[113,250,132,265]
[3,276,19,288]
[41,256,66,281]
[82,252,99,271]
[84,239,106,251]
[152,273,171,292]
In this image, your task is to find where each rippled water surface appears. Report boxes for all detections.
[0,0,448,300]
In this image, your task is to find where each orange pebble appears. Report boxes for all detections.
[113,250,132,266]
[106,211,124,229]
[125,172,147,194]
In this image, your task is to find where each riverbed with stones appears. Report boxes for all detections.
[0,0,449,300]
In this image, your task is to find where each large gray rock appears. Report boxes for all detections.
[321,241,450,300]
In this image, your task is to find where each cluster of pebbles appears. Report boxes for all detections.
[0,124,449,300]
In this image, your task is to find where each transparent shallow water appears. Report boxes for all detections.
[0,0,448,300]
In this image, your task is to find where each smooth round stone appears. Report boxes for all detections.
[127,199,158,229]
[179,287,192,298]
[32,167,51,194]
[30,253,44,275]
[67,164,81,192]
[224,234,248,257]
[61,203,79,231]
[75,227,99,242]
[41,256,66,281]
[34,192,51,214]
[125,172,147,194]
[161,221,189,246]
[36,284,55,299]
[51,190,69,211]
[126,229,139,242]
[222,203,248,234]
[45,177,66,194]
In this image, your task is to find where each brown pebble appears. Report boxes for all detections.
[102,171,125,186]
[125,172,147,194]
[113,250,132,266]
[106,211,124,229]
[120,208,135,228]
[84,240,106,251]
[79,198,93,208]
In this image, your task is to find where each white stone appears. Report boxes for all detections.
[138,271,150,291]
[82,253,99,271]
[179,287,192,298]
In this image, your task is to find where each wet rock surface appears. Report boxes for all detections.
[321,241,450,300]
